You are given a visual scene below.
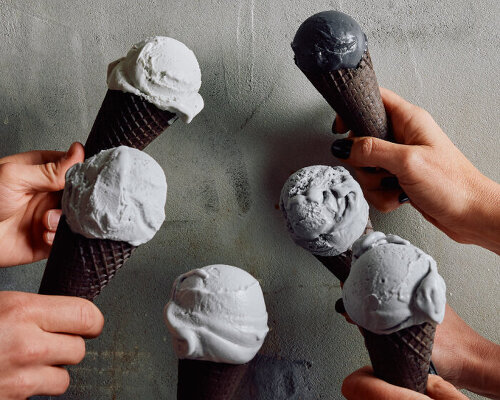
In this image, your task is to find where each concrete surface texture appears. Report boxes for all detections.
[0,0,498,399]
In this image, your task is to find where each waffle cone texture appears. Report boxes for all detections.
[84,89,177,157]
[362,322,436,393]
[39,216,136,300]
[39,89,176,300]
[177,359,249,400]
[300,50,391,141]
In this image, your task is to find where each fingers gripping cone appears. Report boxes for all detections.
[291,13,438,393]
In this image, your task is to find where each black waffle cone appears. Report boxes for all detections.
[362,322,436,393]
[39,89,175,300]
[39,216,136,300]
[177,359,249,400]
[300,51,392,141]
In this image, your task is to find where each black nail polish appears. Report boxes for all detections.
[331,139,353,159]
[429,360,439,375]
[381,176,399,189]
[335,298,346,314]
[399,192,409,203]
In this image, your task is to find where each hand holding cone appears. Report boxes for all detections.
[290,12,443,394]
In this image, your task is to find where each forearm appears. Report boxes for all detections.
[461,329,500,398]
[435,305,500,398]
[0,222,12,268]
[462,174,500,254]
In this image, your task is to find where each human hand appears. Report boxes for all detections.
[336,300,500,399]
[330,87,500,253]
[0,291,104,399]
[341,366,469,400]
[432,305,500,399]
[0,142,85,267]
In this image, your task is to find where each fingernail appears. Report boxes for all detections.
[381,176,399,189]
[362,167,378,173]
[331,139,353,159]
[64,142,77,159]
[399,192,409,203]
[335,298,346,314]
[429,360,439,375]
[47,211,60,230]
[45,231,55,244]
[332,117,337,133]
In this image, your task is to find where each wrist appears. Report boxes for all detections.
[460,331,500,398]
[460,173,500,254]
[0,222,8,268]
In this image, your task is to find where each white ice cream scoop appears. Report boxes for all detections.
[280,165,369,256]
[164,264,269,364]
[62,146,167,246]
[343,232,447,334]
[107,36,204,123]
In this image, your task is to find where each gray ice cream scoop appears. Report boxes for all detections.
[62,146,167,246]
[280,165,369,257]
[292,10,367,73]
[343,232,447,335]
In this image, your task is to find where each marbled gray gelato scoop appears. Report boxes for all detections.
[280,166,369,256]
[343,232,447,334]
[292,10,367,73]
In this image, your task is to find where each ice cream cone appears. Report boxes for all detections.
[177,359,249,400]
[39,90,174,300]
[343,232,446,393]
[84,89,177,158]
[165,265,268,399]
[39,216,136,300]
[39,37,203,301]
[300,50,390,141]
[292,11,391,141]
[38,92,169,300]
[362,322,436,393]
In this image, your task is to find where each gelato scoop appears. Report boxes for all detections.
[280,165,369,256]
[164,264,269,364]
[292,10,367,73]
[343,232,447,335]
[107,36,204,123]
[62,146,167,246]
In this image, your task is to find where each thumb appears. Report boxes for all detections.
[20,142,85,192]
[426,375,470,400]
[331,137,415,175]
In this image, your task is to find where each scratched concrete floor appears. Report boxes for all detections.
[0,0,499,399]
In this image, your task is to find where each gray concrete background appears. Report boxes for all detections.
[0,0,498,399]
